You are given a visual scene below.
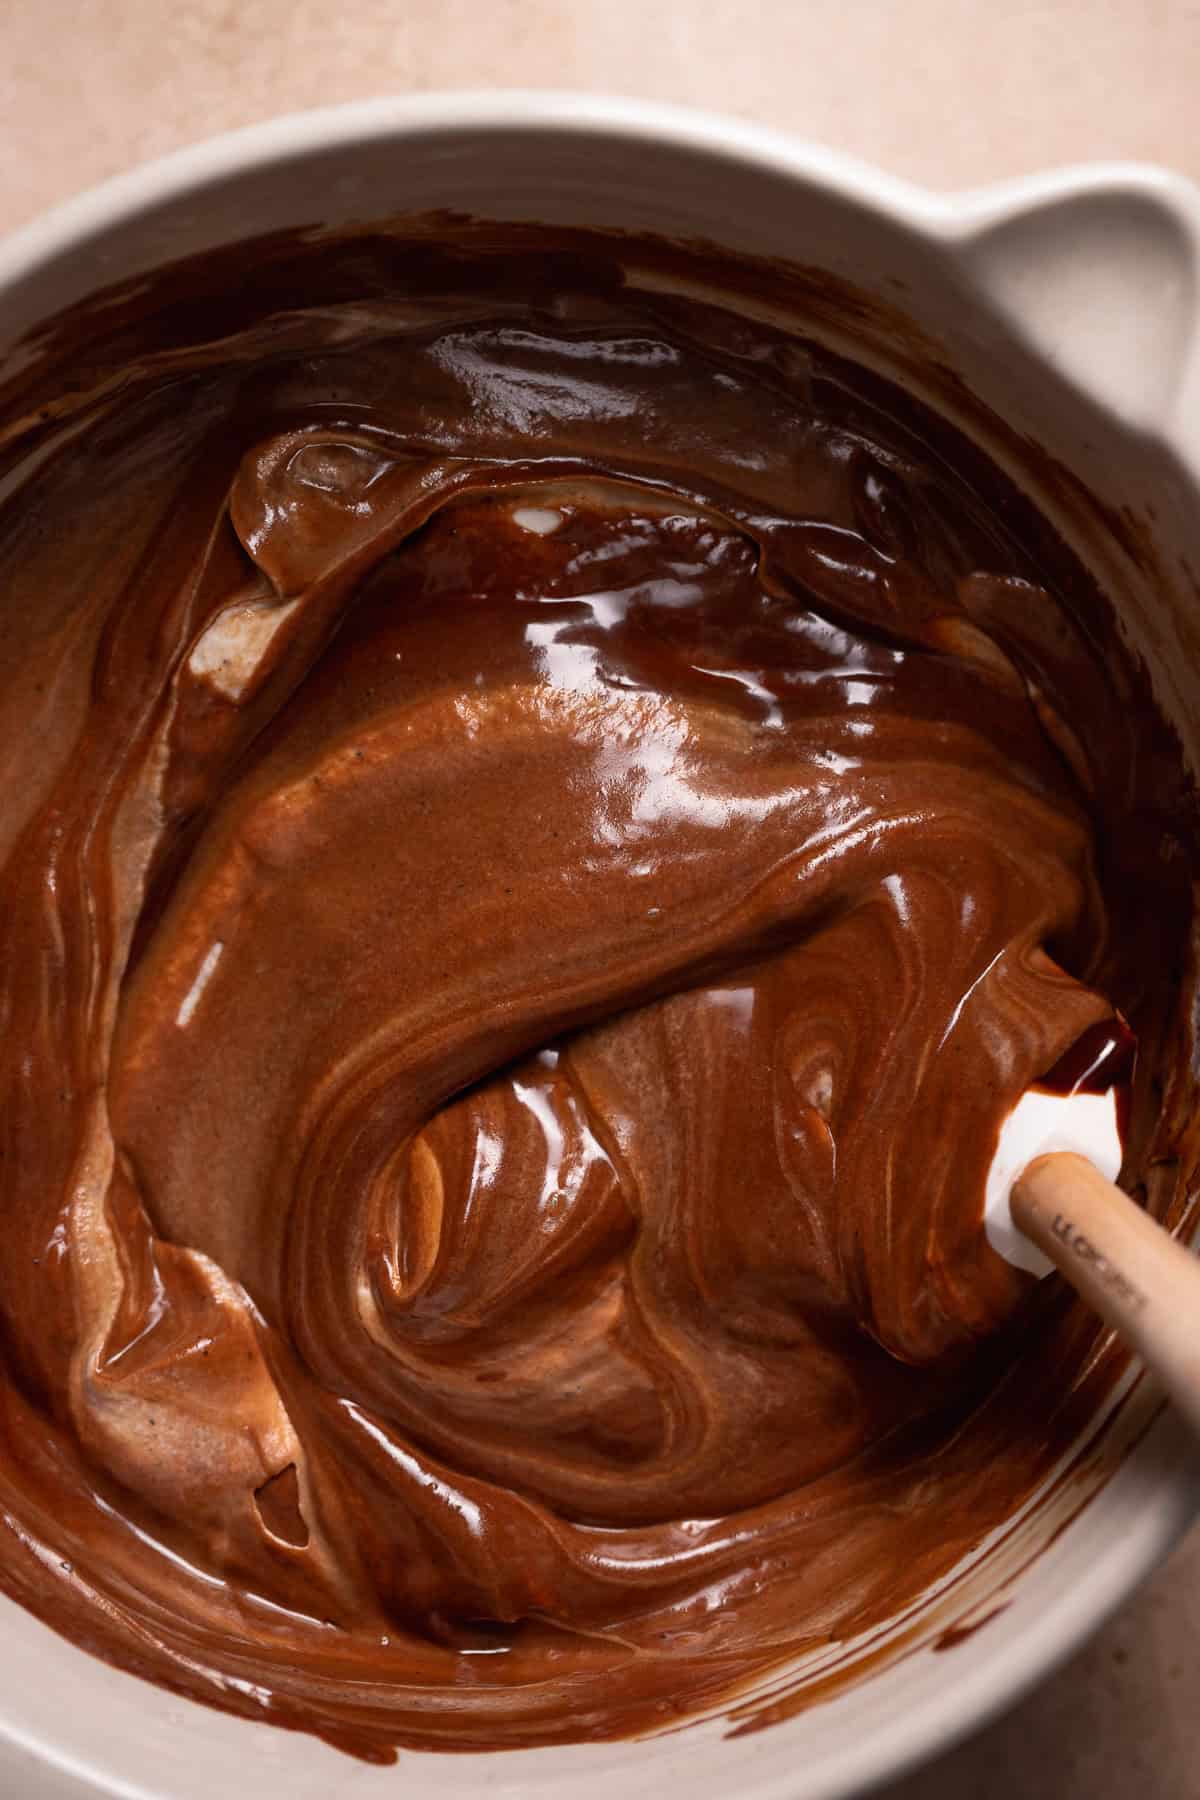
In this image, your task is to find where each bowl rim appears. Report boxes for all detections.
[5,87,1200,311]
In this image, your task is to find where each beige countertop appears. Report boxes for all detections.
[3,3,1199,1795]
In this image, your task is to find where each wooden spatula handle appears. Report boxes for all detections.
[1012,1151,1200,1437]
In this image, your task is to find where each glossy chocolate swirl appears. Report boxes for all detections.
[0,229,1195,1757]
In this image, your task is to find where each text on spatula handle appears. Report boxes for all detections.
[1052,1214,1148,1312]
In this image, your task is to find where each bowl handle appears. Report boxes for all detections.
[952,168,1200,447]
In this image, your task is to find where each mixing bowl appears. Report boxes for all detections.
[1,91,1199,1800]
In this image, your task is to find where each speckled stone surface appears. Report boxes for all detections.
[2,4,1199,1794]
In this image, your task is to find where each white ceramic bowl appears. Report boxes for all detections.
[2,92,1199,1800]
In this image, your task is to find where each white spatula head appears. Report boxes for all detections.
[985,1086,1124,1275]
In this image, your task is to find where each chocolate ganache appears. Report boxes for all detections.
[0,227,1195,1757]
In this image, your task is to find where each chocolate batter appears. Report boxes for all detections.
[0,226,1195,1757]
